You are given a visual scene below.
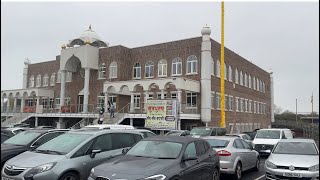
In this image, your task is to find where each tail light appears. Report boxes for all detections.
[217,150,231,156]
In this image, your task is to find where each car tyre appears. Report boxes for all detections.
[254,157,260,171]
[213,167,220,180]
[59,172,80,180]
[233,162,242,180]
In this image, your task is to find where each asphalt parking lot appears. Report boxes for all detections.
[220,156,267,180]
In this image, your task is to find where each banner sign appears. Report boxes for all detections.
[145,99,177,130]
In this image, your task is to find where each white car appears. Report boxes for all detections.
[82,124,134,130]
[252,128,293,155]
[265,139,319,179]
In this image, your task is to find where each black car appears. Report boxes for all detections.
[89,136,220,180]
[165,130,191,136]
[1,129,68,168]
[242,129,260,140]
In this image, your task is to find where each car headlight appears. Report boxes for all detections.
[24,162,56,178]
[308,164,319,172]
[144,174,166,180]
[266,160,277,169]
[251,143,255,148]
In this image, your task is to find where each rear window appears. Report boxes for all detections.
[206,139,230,148]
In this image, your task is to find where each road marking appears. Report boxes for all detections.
[254,175,265,180]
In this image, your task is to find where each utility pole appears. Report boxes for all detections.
[296,98,298,125]
[220,1,226,128]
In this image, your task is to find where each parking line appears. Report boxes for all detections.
[254,175,265,180]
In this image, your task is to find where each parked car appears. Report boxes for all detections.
[81,124,135,130]
[226,133,253,144]
[89,136,220,180]
[165,130,191,136]
[1,133,12,144]
[1,129,144,180]
[1,127,28,137]
[252,128,293,155]
[1,129,68,168]
[265,139,319,180]
[34,126,55,129]
[190,127,226,137]
[134,129,157,138]
[202,136,260,180]
[242,130,259,140]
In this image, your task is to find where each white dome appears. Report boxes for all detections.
[201,26,211,35]
[79,25,102,43]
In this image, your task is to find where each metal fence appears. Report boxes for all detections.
[272,119,319,147]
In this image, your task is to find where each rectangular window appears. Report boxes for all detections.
[49,98,54,109]
[253,102,257,114]
[97,96,105,108]
[186,93,197,108]
[42,98,48,108]
[148,94,154,100]
[110,66,117,78]
[98,66,106,79]
[211,92,215,109]
[55,98,60,109]
[187,61,197,74]
[134,95,140,108]
[229,96,233,111]
[235,97,239,112]
[249,100,252,113]
[171,93,177,99]
[240,99,244,112]
[225,95,228,111]
[158,64,167,77]
[244,99,248,112]
[27,99,33,106]
[216,93,221,110]
[156,93,166,99]
[133,67,141,79]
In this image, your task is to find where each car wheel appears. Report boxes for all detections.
[59,172,80,180]
[213,167,220,180]
[234,162,242,180]
[254,157,260,171]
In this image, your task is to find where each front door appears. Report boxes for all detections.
[78,95,84,112]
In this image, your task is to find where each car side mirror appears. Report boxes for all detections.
[90,149,102,158]
[122,148,130,155]
[182,154,198,162]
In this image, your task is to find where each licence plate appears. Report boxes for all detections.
[260,150,271,153]
[2,177,14,180]
[283,172,302,178]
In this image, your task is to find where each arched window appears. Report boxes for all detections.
[216,60,220,77]
[240,71,243,85]
[172,57,182,76]
[211,58,214,76]
[186,55,197,74]
[133,63,141,79]
[245,73,248,87]
[158,59,167,77]
[109,61,117,78]
[50,73,55,86]
[98,63,106,79]
[36,74,42,87]
[43,74,49,86]
[29,75,34,88]
[249,74,252,88]
[228,65,232,82]
[224,63,227,80]
[235,68,238,84]
[145,61,154,78]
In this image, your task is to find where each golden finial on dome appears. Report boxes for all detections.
[61,44,66,49]
[85,38,91,45]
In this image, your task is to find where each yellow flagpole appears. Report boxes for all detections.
[220,1,226,128]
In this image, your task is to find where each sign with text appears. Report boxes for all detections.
[145,99,177,130]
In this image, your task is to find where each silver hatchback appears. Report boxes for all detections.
[202,136,260,180]
[1,129,143,180]
[265,139,319,180]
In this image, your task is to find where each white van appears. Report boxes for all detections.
[252,128,293,154]
[82,124,135,130]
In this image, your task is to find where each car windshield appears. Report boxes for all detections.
[190,128,211,136]
[3,131,42,146]
[206,139,230,148]
[127,140,183,159]
[273,142,319,155]
[166,131,181,136]
[255,130,280,139]
[36,133,91,155]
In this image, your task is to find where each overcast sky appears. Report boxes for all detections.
[1,1,319,113]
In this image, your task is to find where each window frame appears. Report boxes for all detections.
[172,57,182,76]
[109,61,117,79]
[145,61,154,78]
[158,59,167,77]
[186,92,197,108]
[133,63,141,79]
[186,55,198,74]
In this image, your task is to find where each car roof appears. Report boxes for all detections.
[258,128,290,131]
[192,126,225,129]
[68,129,143,136]
[83,124,134,129]
[143,136,200,143]
[23,128,69,133]
[5,127,27,131]
[278,138,316,143]
[134,129,153,133]
[201,136,240,141]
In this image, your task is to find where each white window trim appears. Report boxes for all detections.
[216,92,221,110]
[133,63,142,79]
[235,97,239,112]
[186,92,197,109]
[133,94,141,109]
[229,95,233,111]
[145,61,154,78]
[172,58,182,76]
[186,55,198,75]
[211,92,215,109]
[109,61,118,79]
[158,60,168,77]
